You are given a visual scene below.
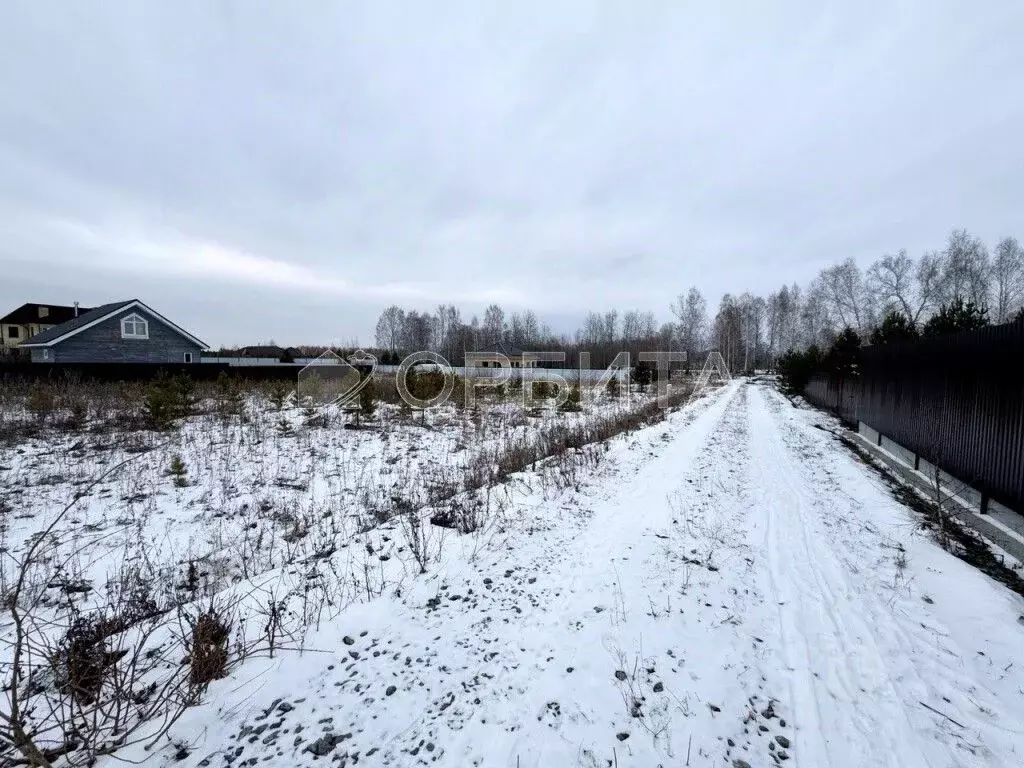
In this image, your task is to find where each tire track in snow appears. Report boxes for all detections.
[755,385,1024,767]
[748,383,936,767]
[746,382,1024,768]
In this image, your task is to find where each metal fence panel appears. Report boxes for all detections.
[803,320,1024,514]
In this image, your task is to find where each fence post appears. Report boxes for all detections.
[913,454,920,471]
[980,493,989,515]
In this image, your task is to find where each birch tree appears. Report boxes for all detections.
[481,304,506,348]
[374,305,406,355]
[671,288,708,366]
[940,229,991,308]
[993,237,1024,322]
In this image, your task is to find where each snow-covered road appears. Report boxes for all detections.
[153,381,1024,768]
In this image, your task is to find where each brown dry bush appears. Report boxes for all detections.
[186,608,231,688]
[56,614,127,706]
[27,382,56,425]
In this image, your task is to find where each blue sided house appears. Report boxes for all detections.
[20,299,207,364]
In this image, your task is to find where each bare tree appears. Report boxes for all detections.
[713,294,744,372]
[766,291,782,366]
[621,310,641,343]
[619,310,657,346]
[738,293,766,371]
[785,283,804,349]
[867,249,946,326]
[520,310,540,346]
[636,311,657,345]
[819,258,875,334]
[867,250,916,320]
[431,304,462,359]
[374,305,405,355]
[602,310,618,345]
[800,279,833,349]
[481,304,505,348]
[671,288,707,367]
[993,237,1024,323]
[432,304,451,354]
[400,310,433,351]
[940,229,991,308]
[506,310,542,348]
[768,284,801,355]
[656,322,675,351]
[914,251,946,323]
[580,311,604,347]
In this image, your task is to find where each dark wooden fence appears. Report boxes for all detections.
[803,320,1024,514]
[0,362,301,383]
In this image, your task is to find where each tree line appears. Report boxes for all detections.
[374,304,676,369]
[373,228,1024,372]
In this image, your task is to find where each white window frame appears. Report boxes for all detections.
[121,313,149,340]
[183,352,193,363]
[41,349,50,360]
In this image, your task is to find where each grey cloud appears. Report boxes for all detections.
[1,1,1022,345]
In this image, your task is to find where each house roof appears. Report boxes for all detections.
[0,303,93,325]
[19,299,208,349]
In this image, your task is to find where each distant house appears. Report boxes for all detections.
[468,342,539,369]
[0,302,93,352]
[19,299,207,364]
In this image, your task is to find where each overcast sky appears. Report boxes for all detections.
[1,1,1022,347]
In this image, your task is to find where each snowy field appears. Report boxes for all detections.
[0,381,665,614]
[3,379,1024,768]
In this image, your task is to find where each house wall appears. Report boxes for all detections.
[2,323,56,349]
[470,355,536,368]
[1,323,22,349]
[37,308,203,363]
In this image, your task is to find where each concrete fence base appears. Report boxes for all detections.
[852,422,1024,565]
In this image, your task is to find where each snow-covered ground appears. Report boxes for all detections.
[6,380,1024,767]
[0,388,654,612]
